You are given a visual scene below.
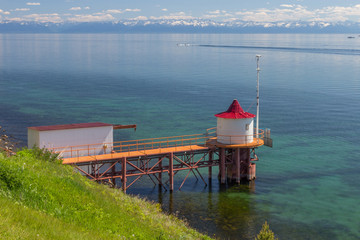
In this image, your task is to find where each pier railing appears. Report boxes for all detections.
[50,127,264,158]
[50,129,217,158]
[214,128,265,146]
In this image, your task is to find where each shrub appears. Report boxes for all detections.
[255,221,278,240]
[0,156,23,190]
[17,146,62,163]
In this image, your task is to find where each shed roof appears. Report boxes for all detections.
[215,99,256,119]
[28,122,113,131]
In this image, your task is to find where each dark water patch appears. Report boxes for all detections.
[260,167,360,186]
[198,44,360,56]
[271,218,351,240]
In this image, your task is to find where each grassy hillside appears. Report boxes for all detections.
[0,148,212,240]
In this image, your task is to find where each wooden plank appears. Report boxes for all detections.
[62,145,209,164]
[169,152,174,192]
[220,148,226,184]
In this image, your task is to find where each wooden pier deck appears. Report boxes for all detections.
[54,129,264,192]
[62,144,211,164]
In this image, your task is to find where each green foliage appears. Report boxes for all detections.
[17,146,61,163]
[0,157,23,190]
[255,221,278,240]
[0,149,211,240]
[0,197,102,240]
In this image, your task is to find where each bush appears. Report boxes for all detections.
[255,221,278,240]
[0,156,23,190]
[17,146,61,163]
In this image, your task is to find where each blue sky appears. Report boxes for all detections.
[1,0,360,23]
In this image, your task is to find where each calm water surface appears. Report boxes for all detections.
[0,33,360,239]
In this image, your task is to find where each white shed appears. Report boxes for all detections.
[215,99,256,145]
[28,122,114,158]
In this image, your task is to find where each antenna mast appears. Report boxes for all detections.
[256,55,261,138]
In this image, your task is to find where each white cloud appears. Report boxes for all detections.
[4,3,360,25]
[232,4,360,23]
[125,9,141,12]
[204,10,231,19]
[311,4,360,22]
[69,7,82,11]
[15,8,30,11]
[203,14,220,19]
[21,13,62,23]
[106,8,141,14]
[67,13,115,22]
[208,10,221,14]
[236,5,315,22]
[130,16,148,21]
[106,9,123,14]
[26,2,40,6]
[0,9,10,15]
[150,12,195,21]
[280,4,294,8]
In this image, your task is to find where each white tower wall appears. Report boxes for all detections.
[216,118,254,145]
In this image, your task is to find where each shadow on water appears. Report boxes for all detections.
[123,175,352,240]
[126,178,263,239]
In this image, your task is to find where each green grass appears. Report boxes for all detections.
[0,148,212,240]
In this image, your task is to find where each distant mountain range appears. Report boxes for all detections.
[1,20,360,33]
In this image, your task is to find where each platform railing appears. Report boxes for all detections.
[49,127,264,158]
[50,130,217,158]
[215,128,265,146]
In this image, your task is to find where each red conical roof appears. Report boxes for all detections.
[215,99,256,119]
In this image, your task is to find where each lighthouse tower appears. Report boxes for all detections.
[211,99,264,183]
[215,99,256,145]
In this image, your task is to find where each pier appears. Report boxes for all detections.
[52,127,265,192]
[30,98,271,193]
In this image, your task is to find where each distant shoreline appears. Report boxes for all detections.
[1,21,360,34]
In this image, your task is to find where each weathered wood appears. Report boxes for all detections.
[208,151,213,181]
[158,157,162,185]
[112,124,137,130]
[240,149,251,180]
[220,148,226,184]
[122,157,127,193]
[235,148,241,183]
[169,152,174,192]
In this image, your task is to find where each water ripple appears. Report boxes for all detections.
[197,44,360,56]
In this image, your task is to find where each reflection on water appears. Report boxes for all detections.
[127,177,260,239]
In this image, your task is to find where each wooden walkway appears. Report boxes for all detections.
[62,144,211,165]
[56,129,265,192]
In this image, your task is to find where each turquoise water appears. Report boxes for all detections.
[1,33,360,239]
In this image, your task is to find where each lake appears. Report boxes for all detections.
[0,33,359,239]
